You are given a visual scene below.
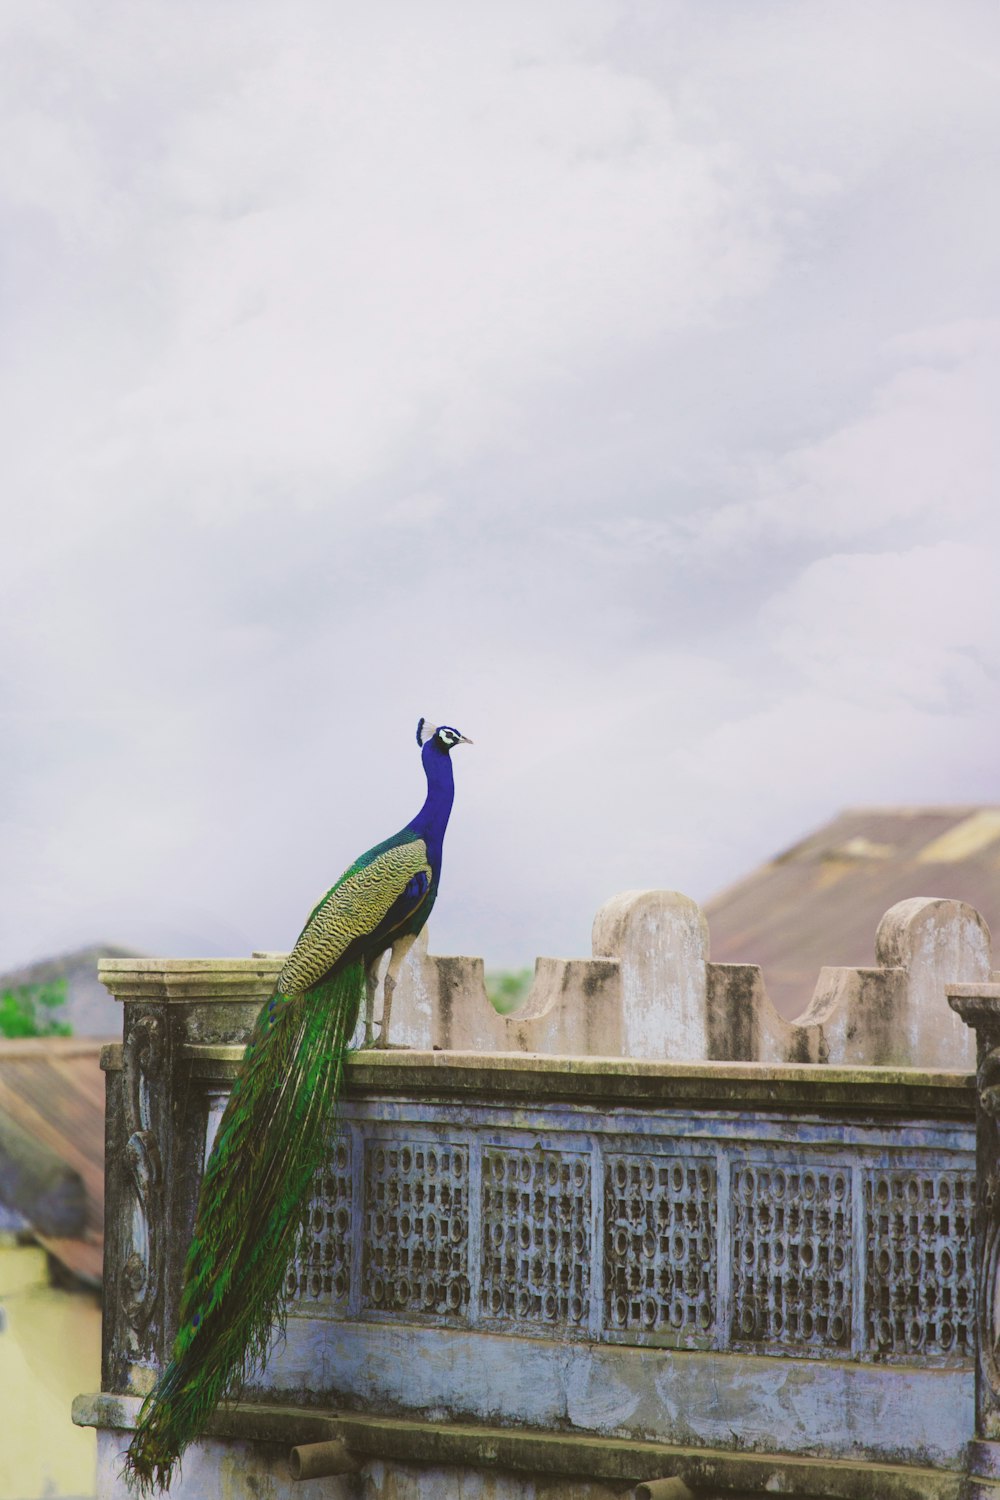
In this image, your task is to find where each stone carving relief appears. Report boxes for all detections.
[974,1046,1000,1400]
[361,1138,469,1318]
[120,1013,165,1352]
[481,1146,590,1327]
[604,1153,715,1342]
[865,1167,974,1359]
[947,986,1000,1440]
[731,1164,852,1353]
[285,1137,352,1306]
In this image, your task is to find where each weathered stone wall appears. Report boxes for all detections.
[76,889,1000,1499]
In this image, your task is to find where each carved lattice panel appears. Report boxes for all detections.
[731,1163,852,1353]
[285,1136,352,1306]
[362,1139,470,1318]
[865,1168,975,1360]
[481,1146,590,1326]
[604,1153,716,1341]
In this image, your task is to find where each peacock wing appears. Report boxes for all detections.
[276,837,431,996]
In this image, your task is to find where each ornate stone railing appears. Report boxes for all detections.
[272,1060,975,1372]
[75,890,1000,1499]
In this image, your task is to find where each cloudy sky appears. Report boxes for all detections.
[3,1,999,976]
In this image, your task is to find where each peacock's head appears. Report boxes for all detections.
[416,718,473,753]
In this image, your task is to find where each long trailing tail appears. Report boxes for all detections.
[124,960,365,1494]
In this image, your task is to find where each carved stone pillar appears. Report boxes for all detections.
[98,957,279,1397]
[948,982,1000,1494]
[100,1001,174,1395]
[120,1012,166,1355]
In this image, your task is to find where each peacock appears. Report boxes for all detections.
[124,718,471,1492]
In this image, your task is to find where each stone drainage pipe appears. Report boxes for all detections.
[288,1439,360,1480]
[634,1481,694,1500]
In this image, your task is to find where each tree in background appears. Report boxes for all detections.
[486,969,533,1015]
[0,979,71,1038]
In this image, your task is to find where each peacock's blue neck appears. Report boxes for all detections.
[407,743,455,866]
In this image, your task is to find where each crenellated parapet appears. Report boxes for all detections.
[368,889,991,1068]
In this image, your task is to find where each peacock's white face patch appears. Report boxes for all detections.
[436,725,471,748]
[417,718,471,749]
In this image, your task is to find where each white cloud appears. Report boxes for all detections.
[2,1,786,538]
[655,322,1000,559]
[762,543,1000,711]
[2,1,1000,973]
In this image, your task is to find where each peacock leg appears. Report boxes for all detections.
[377,932,417,1048]
[362,955,381,1048]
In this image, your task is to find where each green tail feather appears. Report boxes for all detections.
[124,960,365,1494]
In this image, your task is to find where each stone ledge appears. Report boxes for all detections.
[99,1042,976,1113]
[73,1395,961,1499]
[343,1051,976,1114]
[98,956,282,1002]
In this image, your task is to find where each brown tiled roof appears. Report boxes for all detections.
[0,1036,109,1285]
[704,806,1000,1020]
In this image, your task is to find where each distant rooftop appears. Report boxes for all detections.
[704,806,1000,1020]
[0,945,143,1285]
[0,1037,105,1285]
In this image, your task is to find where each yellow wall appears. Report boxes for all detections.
[0,1239,101,1500]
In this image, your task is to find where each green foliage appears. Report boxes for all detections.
[0,979,71,1038]
[486,967,533,1015]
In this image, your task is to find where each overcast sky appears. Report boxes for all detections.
[3,1,999,977]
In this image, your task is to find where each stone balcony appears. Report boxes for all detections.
[73,890,1000,1499]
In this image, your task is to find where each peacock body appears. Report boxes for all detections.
[125,718,470,1492]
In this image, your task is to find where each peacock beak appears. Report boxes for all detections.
[457,734,473,746]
